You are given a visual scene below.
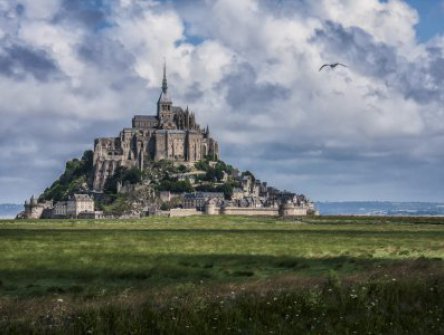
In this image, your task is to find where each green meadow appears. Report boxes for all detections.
[0,216,443,334]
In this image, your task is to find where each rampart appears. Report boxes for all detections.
[220,207,279,216]
[169,208,203,217]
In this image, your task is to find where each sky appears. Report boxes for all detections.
[1,0,444,204]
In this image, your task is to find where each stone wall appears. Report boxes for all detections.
[288,208,309,216]
[204,203,310,217]
[221,207,279,216]
[169,208,203,217]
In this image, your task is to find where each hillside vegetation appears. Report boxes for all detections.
[39,151,244,213]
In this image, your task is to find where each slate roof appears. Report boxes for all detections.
[182,192,224,200]
[133,115,158,120]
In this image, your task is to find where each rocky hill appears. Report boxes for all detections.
[39,150,248,215]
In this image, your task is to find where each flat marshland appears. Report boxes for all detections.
[0,216,443,334]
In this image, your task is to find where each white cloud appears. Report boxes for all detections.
[1,0,444,202]
[19,0,61,20]
[312,0,418,47]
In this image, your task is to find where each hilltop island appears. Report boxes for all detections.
[18,65,316,219]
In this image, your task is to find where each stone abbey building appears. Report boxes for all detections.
[93,65,219,191]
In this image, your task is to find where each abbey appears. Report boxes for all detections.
[93,65,219,191]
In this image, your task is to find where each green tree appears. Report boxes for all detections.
[104,167,142,194]
[160,202,170,211]
[195,160,210,172]
[157,179,194,193]
[40,150,94,201]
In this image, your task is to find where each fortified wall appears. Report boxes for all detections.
[164,201,316,218]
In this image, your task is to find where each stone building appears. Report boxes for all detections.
[20,194,97,219]
[52,194,95,218]
[182,192,224,210]
[92,64,219,191]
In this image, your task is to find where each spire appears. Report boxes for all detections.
[162,60,168,94]
[206,125,210,135]
[157,60,172,117]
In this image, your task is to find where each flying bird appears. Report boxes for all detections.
[319,63,348,71]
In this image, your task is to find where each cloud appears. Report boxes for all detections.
[1,0,444,203]
[0,43,60,80]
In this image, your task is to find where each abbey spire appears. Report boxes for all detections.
[162,61,168,94]
[157,61,172,120]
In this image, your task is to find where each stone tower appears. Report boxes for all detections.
[157,63,175,129]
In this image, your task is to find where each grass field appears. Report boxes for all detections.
[0,216,443,334]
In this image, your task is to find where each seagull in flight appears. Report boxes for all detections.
[319,63,348,71]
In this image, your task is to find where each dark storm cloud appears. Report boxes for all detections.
[0,44,60,81]
[221,63,290,111]
[77,35,135,73]
[226,138,418,165]
[428,57,444,85]
[313,21,398,78]
[0,112,131,202]
[395,52,444,105]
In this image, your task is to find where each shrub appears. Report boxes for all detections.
[160,202,170,211]
[157,179,194,193]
